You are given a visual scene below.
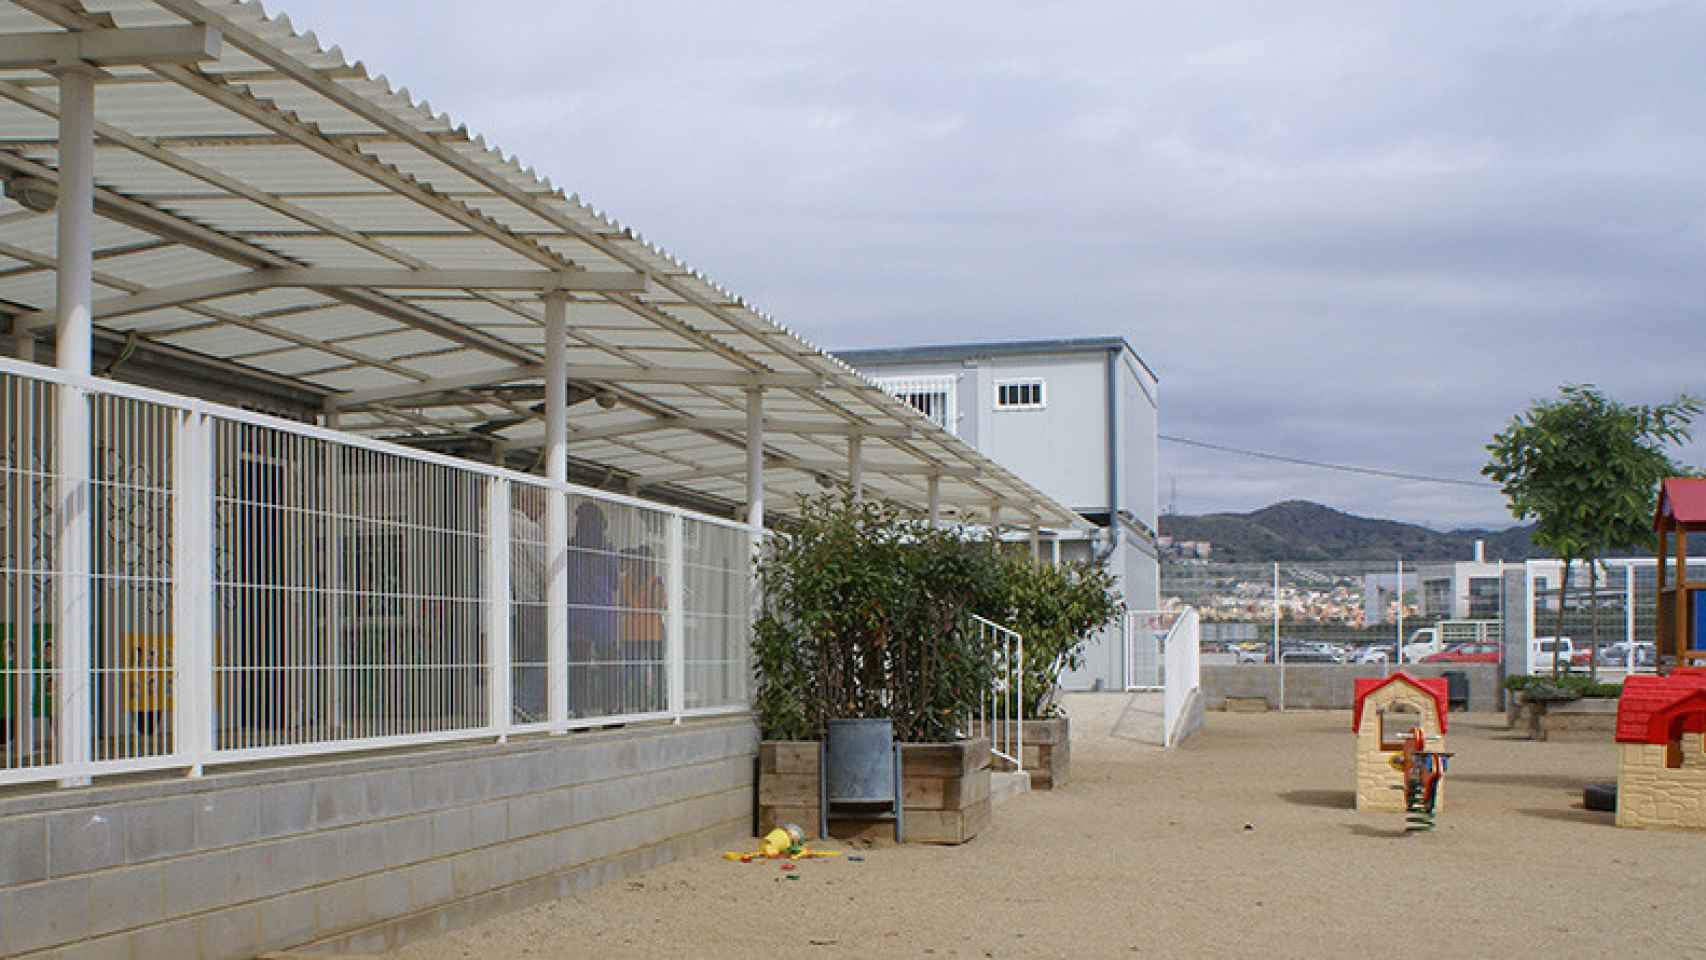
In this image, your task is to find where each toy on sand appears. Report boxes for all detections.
[722,823,843,862]
[1353,672,1452,829]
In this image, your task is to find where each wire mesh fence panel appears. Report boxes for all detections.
[212,420,489,754]
[508,480,550,727]
[1525,559,1706,675]
[89,393,177,764]
[565,493,671,721]
[0,372,57,772]
[1163,559,1506,666]
[682,518,751,712]
[1125,610,1172,689]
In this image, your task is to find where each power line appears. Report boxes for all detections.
[1158,434,1497,488]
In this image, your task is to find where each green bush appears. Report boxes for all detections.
[1503,674,1622,700]
[986,553,1123,718]
[752,494,1005,742]
[751,494,1124,741]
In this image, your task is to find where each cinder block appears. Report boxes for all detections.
[312,775,370,829]
[88,864,166,937]
[124,797,196,864]
[406,860,454,911]
[363,867,411,922]
[364,769,414,818]
[43,931,128,960]
[431,806,474,858]
[448,760,493,804]
[450,848,496,898]
[381,815,434,870]
[469,800,508,848]
[47,808,127,878]
[256,782,313,839]
[196,903,260,960]
[0,815,47,885]
[258,889,318,953]
[410,766,453,810]
[193,788,261,850]
[125,917,198,960]
[0,876,91,955]
[313,877,371,936]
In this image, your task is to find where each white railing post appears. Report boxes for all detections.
[1014,630,1024,773]
[485,478,513,740]
[172,411,214,776]
[667,513,686,720]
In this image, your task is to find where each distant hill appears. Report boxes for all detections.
[1159,500,1541,563]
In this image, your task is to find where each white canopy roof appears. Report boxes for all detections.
[0,0,1085,529]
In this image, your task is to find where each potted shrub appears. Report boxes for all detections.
[984,553,1122,789]
[753,495,1003,844]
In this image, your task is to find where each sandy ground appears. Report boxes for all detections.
[389,695,1706,960]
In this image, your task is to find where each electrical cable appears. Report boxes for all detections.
[1158,434,1497,488]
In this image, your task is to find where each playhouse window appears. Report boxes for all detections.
[1378,702,1422,751]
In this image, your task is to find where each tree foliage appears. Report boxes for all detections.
[1483,384,1700,675]
[986,554,1123,718]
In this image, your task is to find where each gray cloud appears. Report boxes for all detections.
[280,0,1706,529]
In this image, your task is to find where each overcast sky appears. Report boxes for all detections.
[280,0,1705,529]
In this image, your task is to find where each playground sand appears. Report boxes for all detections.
[390,697,1704,959]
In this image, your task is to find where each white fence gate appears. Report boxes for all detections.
[971,614,1023,771]
[1160,607,1202,748]
[1124,610,1171,691]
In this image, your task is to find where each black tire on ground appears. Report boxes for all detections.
[1583,780,1617,813]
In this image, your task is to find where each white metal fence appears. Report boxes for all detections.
[1160,607,1201,748]
[971,614,1023,771]
[1124,610,1172,690]
[0,357,753,787]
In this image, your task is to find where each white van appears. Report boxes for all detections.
[1530,636,1576,673]
[1401,628,1443,663]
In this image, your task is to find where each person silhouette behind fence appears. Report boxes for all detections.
[567,502,620,719]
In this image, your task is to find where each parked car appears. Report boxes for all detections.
[1421,642,1501,664]
[1279,644,1345,664]
[1352,645,1391,664]
[1233,645,1268,664]
[1597,642,1657,668]
[1530,636,1576,673]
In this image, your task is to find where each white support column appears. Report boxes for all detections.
[543,293,569,732]
[1051,537,1061,566]
[989,500,1003,552]
[171,411,213,776]
[847,434,863,502]
[53,64,97,786]
[745,387,764,534]
[1272,561,1282,664]
[485,478,513,740]
[926,473,941,527]
[1029,519,1041,561]
[667,513,686,721]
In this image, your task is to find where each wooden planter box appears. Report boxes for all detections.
[1019,717,1069,790]
[758,737,992,845]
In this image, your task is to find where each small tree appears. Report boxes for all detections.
[1483,385,1700,677]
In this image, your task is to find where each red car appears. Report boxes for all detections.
[1421,643,1501,664]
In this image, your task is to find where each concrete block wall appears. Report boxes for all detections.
[1202,664,1499,712]
[0,717,757,960]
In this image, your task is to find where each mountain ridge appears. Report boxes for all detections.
[1158,500,1540,562]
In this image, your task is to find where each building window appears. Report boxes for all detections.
[873,376,957,435]
[995,379,1046,410]
[1468,577,1502,618]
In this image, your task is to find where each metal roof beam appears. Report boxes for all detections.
[329,364,544,408]
[0,25,221,68]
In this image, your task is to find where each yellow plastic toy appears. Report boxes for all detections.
[722,823,843,862]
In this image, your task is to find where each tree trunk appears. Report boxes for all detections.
[1553,558,1572,680]
[1588,560,1600,683]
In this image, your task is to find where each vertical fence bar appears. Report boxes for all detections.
[1626,563,1637,673]
[485,478,512,740]
[667,513,685,721]
[1271,562,1280,664]
[1395,559,1405,663]
[546,486,568,734]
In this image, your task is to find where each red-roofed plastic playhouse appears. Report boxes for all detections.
[1352,673,1452,828]
[1614,670,1706,830]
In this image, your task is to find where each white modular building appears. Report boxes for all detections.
[838,338,1161,690]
